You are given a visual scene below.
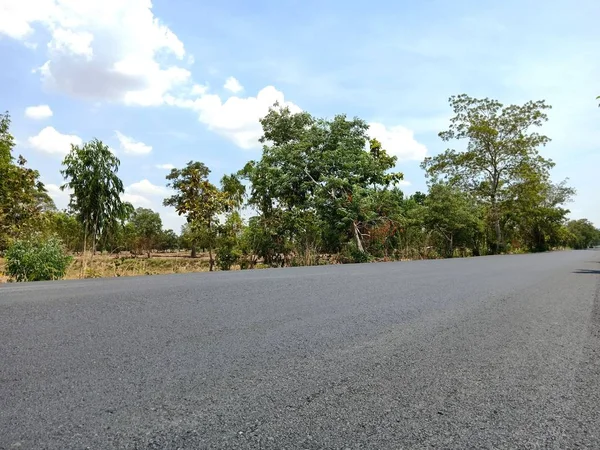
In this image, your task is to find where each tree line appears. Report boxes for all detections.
[1,94,599,274]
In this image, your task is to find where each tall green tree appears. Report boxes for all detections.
[164,161,231,271]
[0,111,54,249]
[241,104,403,260]
[61,138,130,265]
[421,94,554,253]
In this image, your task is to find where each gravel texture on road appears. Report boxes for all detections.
[1,250,599,449]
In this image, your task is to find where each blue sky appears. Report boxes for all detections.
[1,0,598,231]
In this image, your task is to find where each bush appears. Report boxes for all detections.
[339,242,371,264]
[216,240,241,271]
[5,237,72,282]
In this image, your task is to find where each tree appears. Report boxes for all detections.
[158,229,179,252]
[46,211,84,253]
[130,208,163,257]
[241,104,403,261]
[423,184,484,257]
[421,94,554,253]
[61,139,130,272]
[0,111,54,250]
[565,219,600,249]
[164,161,231,271]
[503,175,574,252]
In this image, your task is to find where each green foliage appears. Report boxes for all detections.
[130,208,163,256]
[0,112,54,250]
[340,241,372,264]
[46,211,84,252]
[422,94,554,253]
[423,184,484,257]
[164,161,233,270]
[2,94,597,280]
[158,229,179,251]
[565,219,600,249]
[61,138,130,254]
[5,237,72,282]
[241,104,404,259]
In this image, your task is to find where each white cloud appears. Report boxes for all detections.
[25,104,53,120]
[155,163,175,170]
[191,84,207,95]
[45,183,71,210]
[116,131,152,155]
[397,179,412,187]
[126,179,167,196]
[121,193,151,207]
[28,126,82,155]
[167,85,301,149]
[123,179,168,208]
[1,0,189,106]
[368,122,428,162]
[224,76,243,93]
[48,27,93,58]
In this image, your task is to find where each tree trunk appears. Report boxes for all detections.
[353,221,365,253]
[449,234,454,258]
[208,246,214,271]
[81,226,88,279]
[494,217,502,254]
[191,246,196,258]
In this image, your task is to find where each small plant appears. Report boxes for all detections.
[216,242,241,271]
[5,237,73,282]
[339,242,371,264]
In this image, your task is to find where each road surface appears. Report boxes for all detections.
[1,251,599,449]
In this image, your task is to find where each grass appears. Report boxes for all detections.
[0,253,216,282]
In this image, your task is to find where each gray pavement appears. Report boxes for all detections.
[1,250,599,449]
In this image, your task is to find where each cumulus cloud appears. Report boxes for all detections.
[44,183,71,210]
[1,0,189,106]
[155,163,175,170]
[191,84,208,95]
[126,179,167,196]
[121,193,152,207]
[368,122,428,162]
[28,126,82,155]
[223,76,243,93]
[122,179,168,208]
[116,131,152,155]
[25,104,53,119]
[167,85,301,149]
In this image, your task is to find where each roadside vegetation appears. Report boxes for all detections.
[1,95,599,282]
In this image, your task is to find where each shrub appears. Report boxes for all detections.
[216,239,241,271]
[339,242,371,264]
[5,237,72,282]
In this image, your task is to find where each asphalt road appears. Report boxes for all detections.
[1,251,599,449]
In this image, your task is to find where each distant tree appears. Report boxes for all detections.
[164,161,231,271]
[422,94,554,253]
[423,184,484,257]
[46,211,84,253]
[130,208,163,257]
[565,219,600,249]
[61,139,130,273]
[158,229,179,251]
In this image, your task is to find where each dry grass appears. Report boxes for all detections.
[0,253,217,282]
[0,258,7,283]
[67,254,214,279]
